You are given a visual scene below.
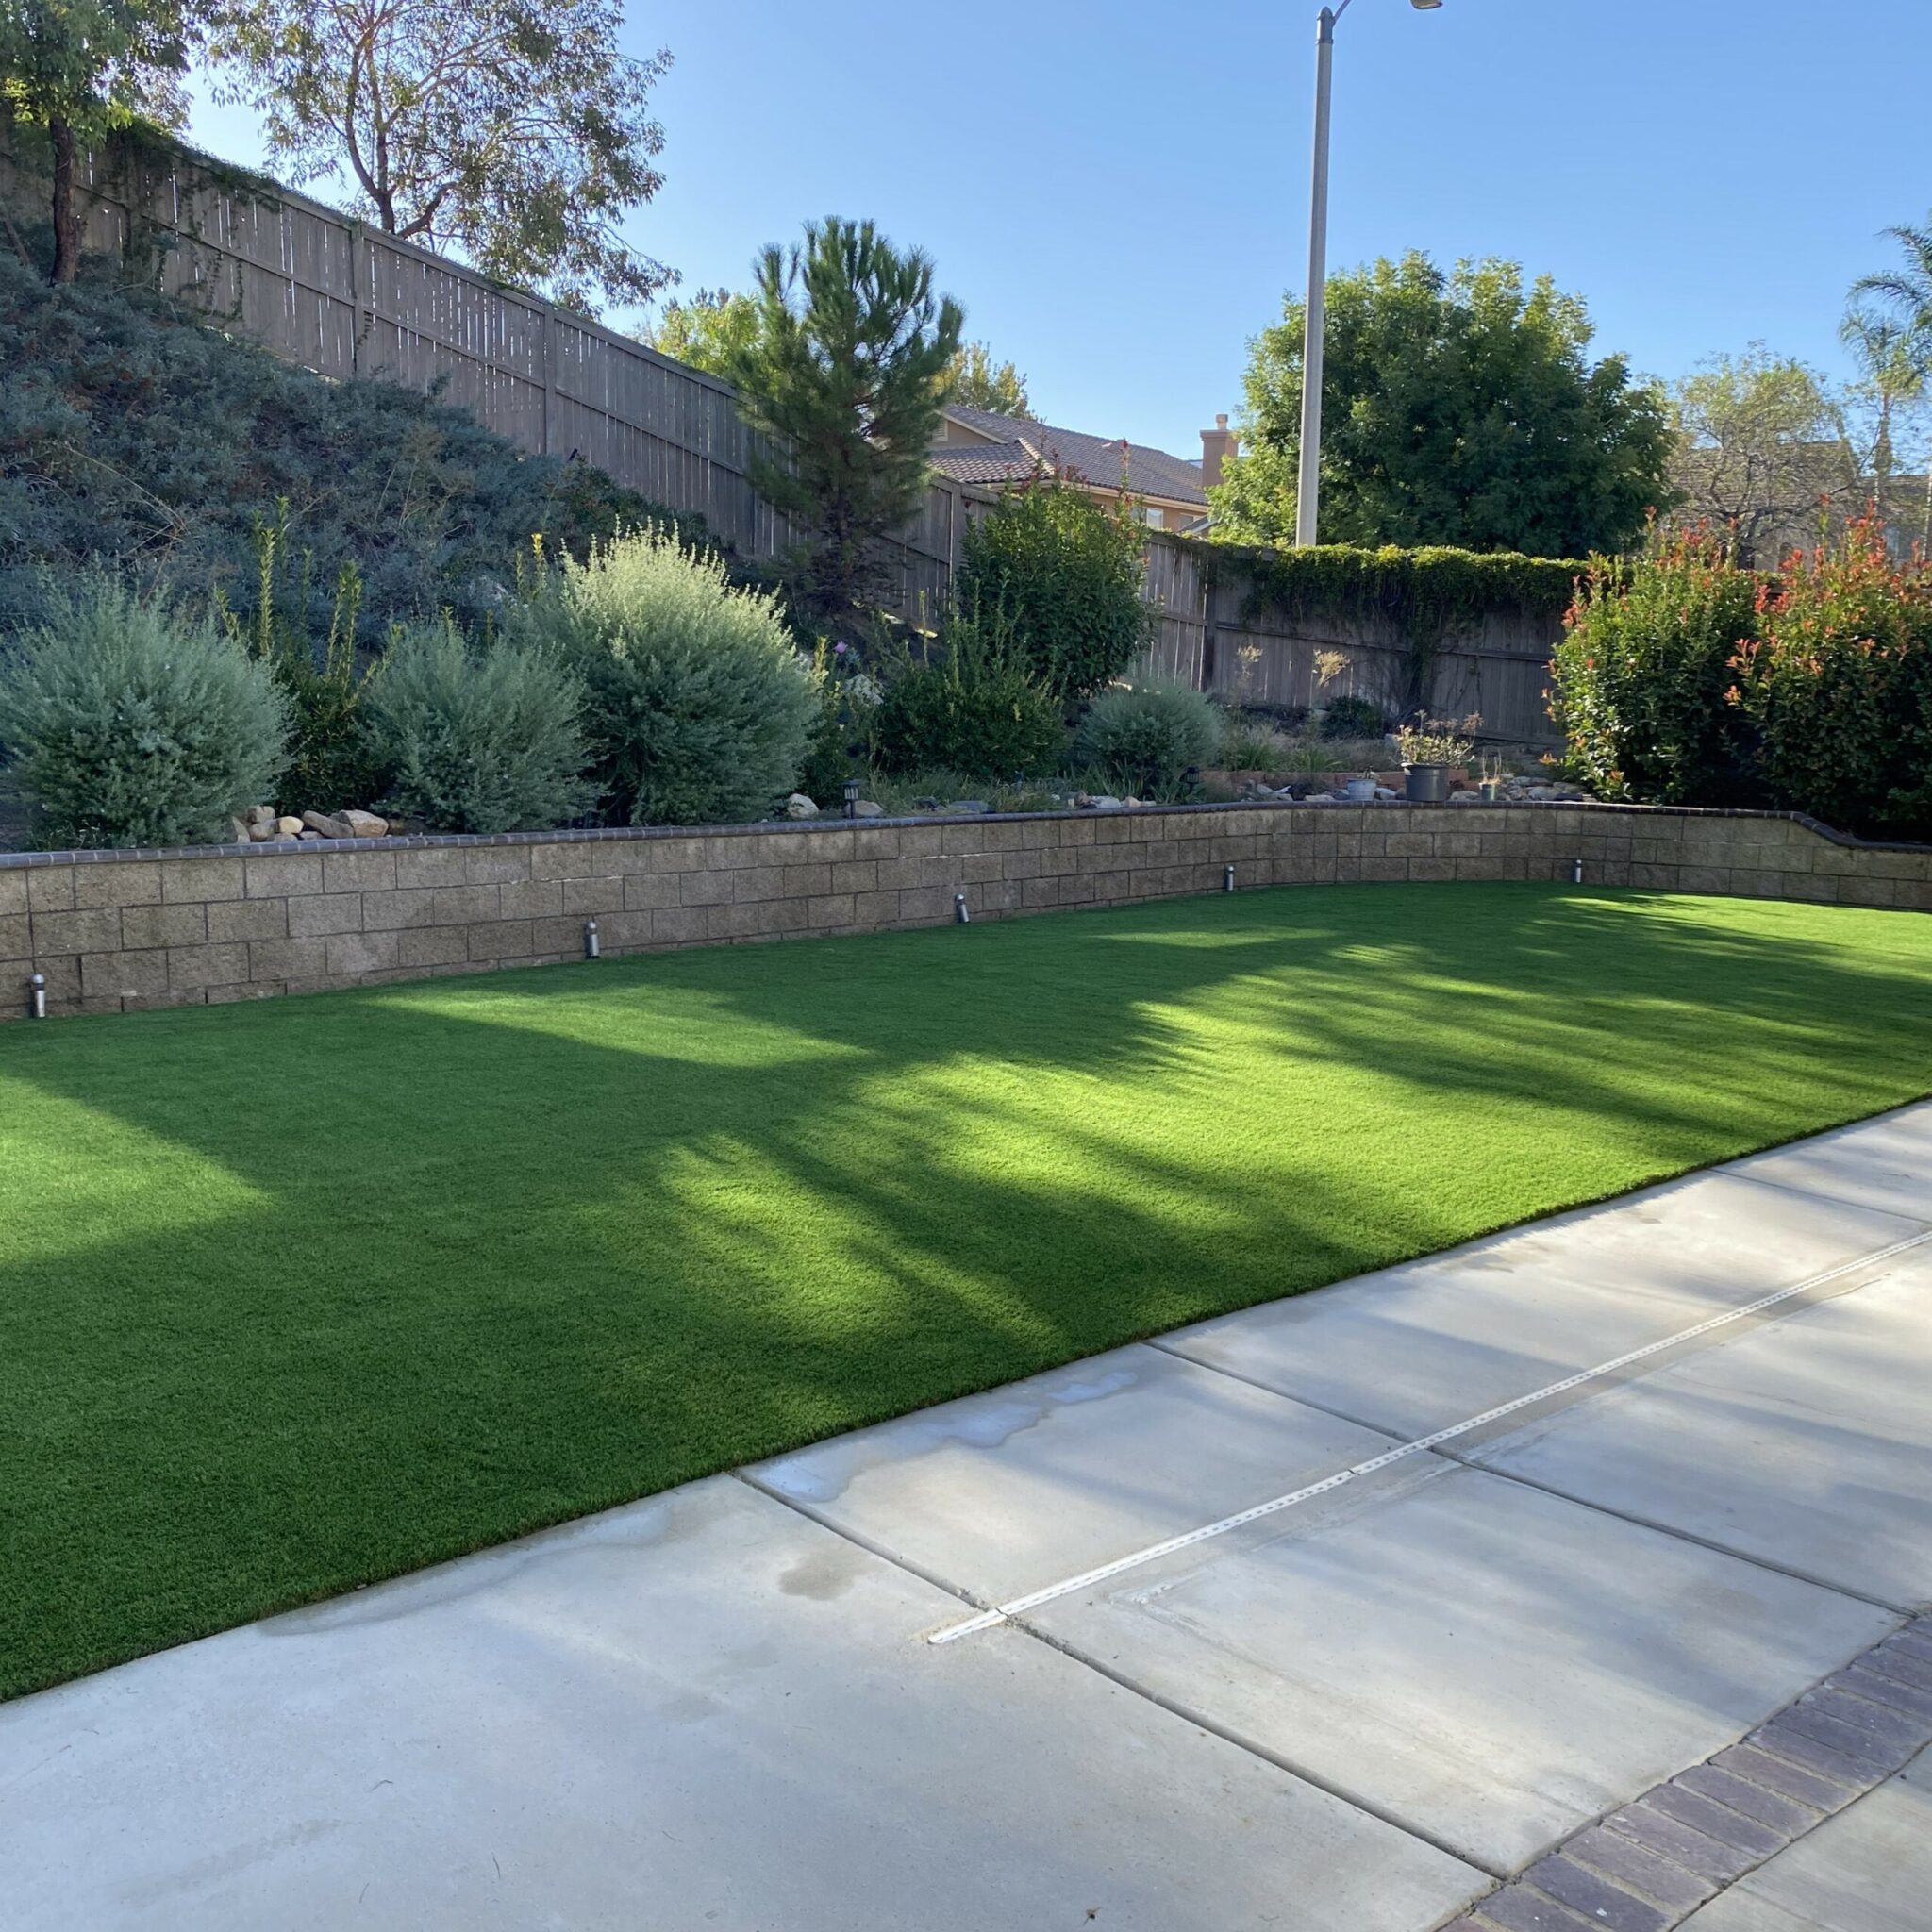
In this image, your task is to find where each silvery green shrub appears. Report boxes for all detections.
[1074,681,1221,801]
[0,576,290,849]
[359,622,595,834]
[510,527,816,825]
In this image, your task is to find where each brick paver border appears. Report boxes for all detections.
[1443,1614,1932,1931]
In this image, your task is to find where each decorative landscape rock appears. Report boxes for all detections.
[275,816,304,838]
[786,793,819,819]
[338,810,389,839]
[300,810,353,841]
[852,801,885,818]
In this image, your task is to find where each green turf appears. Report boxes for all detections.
[4,881,1931,1700]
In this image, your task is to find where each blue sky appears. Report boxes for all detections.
[188,0,1932,461]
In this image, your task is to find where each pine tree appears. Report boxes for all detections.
[724,218,962,630]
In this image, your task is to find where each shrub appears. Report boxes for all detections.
[216,511,388,814]
[511,526,817,825]
[1074,681,1220,800]
[1396,713,1480,766]
[0,575,290,849]
[957,480,1151,702]
[1731,523,1932,841]
[1550,528,1762,807]
[359,622,594,834]
[0,249,705,641]
[797,648,883,807]
[1319,693,1391,740]
[871,610,1066,779]
[1218,707,1292,770]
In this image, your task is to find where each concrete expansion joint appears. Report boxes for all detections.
[1443,1616,1932,1932]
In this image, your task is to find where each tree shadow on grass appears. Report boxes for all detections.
[2,882,1930,1698]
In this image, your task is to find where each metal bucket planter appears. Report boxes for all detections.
[1405,762,1450,803]
[1342,777,1377,801]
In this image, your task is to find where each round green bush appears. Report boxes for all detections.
[956,481,1151,702]
[1074,681,1220,800]
[1318,693,1391,740]
[0,575,289,848]
[359,622,595,834]
[871,613,1066,779]
[511,527,817,825]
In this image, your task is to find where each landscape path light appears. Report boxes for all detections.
[1295,0,1445,547]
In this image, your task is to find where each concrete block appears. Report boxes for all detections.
[461,921,533,963]
[0,873,25,917]
[460,848,530,886]
[28,908,123,956]
[320,851,397,895]
[160,858,245,904]
[425,885,501,926]
[72,863,161,910]
[288,893,368,937]
[242,853,325,898]
[560,875,625,916]
[498,879,562,921]
[80,949,169,1000]
[621,872,679,911]
[325,930,401,975]
[247,937,330,981]
[391,847,474,890]
[26,869,75,913]
[206,898,288,943]
[167,942,252,991]
[116,904,208,950]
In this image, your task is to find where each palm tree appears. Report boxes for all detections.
[1849,220,1932,551]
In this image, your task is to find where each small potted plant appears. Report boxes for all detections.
[1397,714,1480,803]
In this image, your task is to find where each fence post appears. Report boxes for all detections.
[540,303,554,457]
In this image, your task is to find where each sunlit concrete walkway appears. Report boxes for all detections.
[6,1106,1932,1930]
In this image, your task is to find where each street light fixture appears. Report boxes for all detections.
[1294,0,1444,548]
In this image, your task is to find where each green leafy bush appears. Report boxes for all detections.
[871,610,1066,779]
[359,622,594,834]
[957,481,1151,702]
[511,526,816,825]
[1551,528,1762,807]
[0,249,707,640]
[1319,693,1391,740]
[1731,523,1932,840]
[1396,714,1480,766]
[0,575,289,848]
[1552,520,1932,839]
[1074,681,1220,800]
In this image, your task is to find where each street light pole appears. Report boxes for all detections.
[1294,0,1441,549]
[1293,4,1341,549]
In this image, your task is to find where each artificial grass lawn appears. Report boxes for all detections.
[5,881,1932,1700]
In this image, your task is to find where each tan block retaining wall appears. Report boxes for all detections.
[3,803,1928,1022]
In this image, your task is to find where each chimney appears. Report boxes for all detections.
[1200,413,1239,491]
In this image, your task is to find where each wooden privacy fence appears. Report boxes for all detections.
[1,135,1564,742]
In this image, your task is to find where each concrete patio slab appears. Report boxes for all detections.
[1469,1257,1932,1610]
[1728,1105,1932,1225]
[1029,1460,1892,1876]
[1159,1168,1926,1441]
[1675,1745,1932,1930]
[751,1340,1399,1602]
[0,1474,1486,1932]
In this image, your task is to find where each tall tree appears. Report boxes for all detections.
[1212,252,1674,558]
[639,287,757,375]
[947,340,1029,418]
[1669,349,1855,566]
[724,217,962,629]
[213,0,672,312]
[0,0,196,283]
[1848,217,1932,553]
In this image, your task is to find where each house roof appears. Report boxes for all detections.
[935,403,1208,507]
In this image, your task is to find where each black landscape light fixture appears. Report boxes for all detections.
[843,778,861,819]
[954,891,970,924]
